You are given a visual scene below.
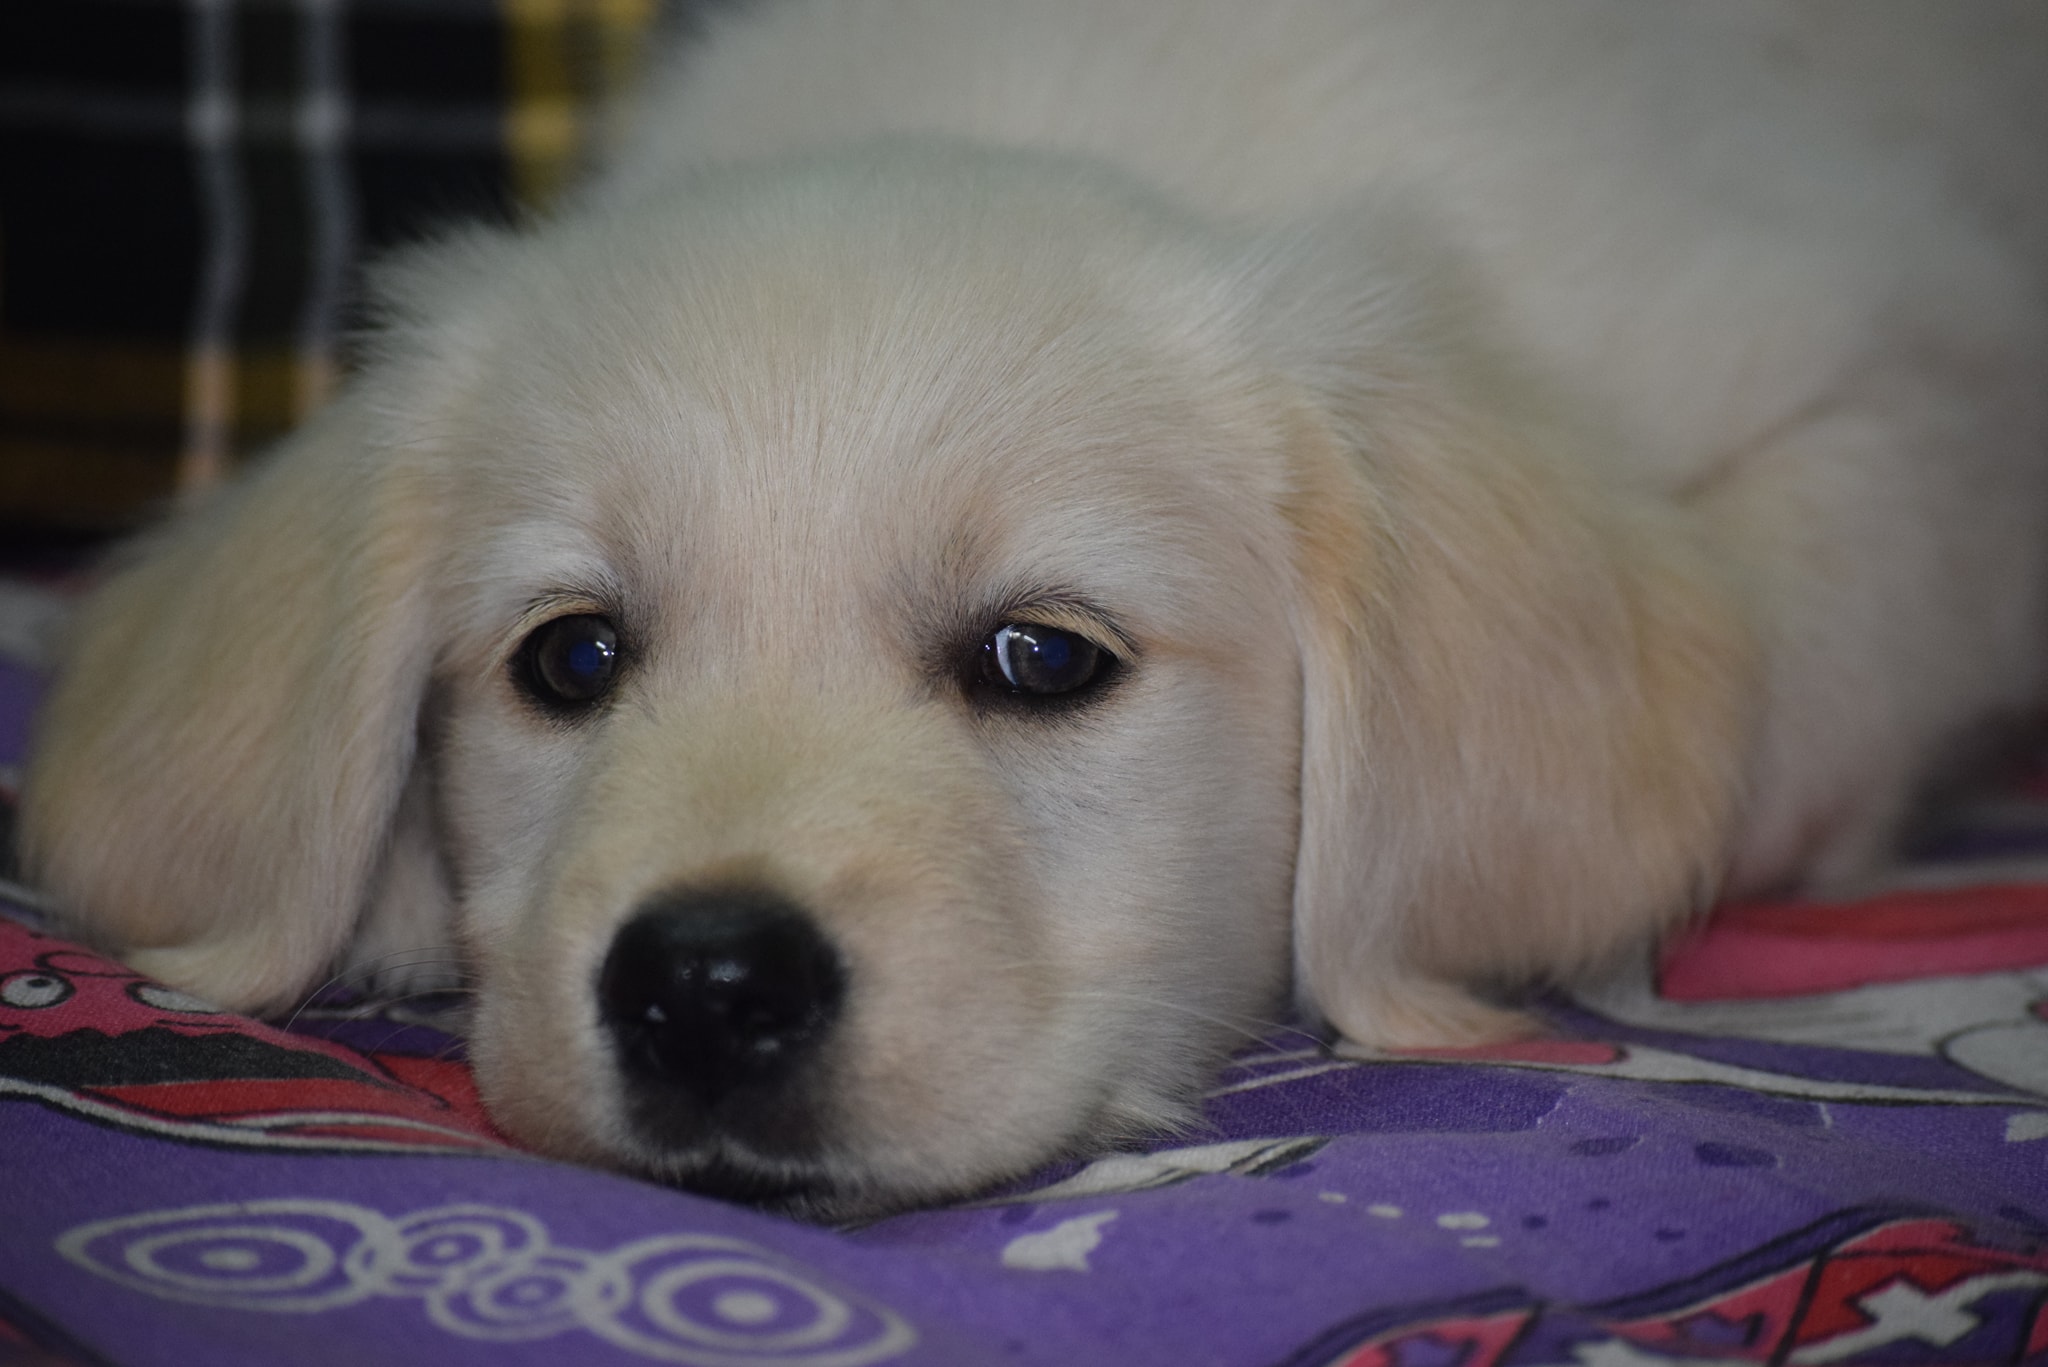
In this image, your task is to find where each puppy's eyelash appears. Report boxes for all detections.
[501,587,626,660]
[948,590,1135,715]
[981,589,1137,659]
[497,585,635,723]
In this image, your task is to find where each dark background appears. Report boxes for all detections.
[0,0,719,539]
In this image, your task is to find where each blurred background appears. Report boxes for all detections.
[0,0,705,542]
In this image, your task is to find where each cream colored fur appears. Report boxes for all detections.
[21,0,2048,1215]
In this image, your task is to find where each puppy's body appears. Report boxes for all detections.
[22,2,2048,1215]
[615,0,2048,891]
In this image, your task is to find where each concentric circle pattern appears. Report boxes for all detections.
[58,1200,916,1365]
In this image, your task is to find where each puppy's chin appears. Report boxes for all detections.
[505,1105,1031,1222]
[470,1003,1202,1220]
[613,1093,1161,1223]
[637,1145,868,1222]
[601,1060,887,1217]
[633,1145,1001,1224]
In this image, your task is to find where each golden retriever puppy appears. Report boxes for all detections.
[21,0,2048,1216]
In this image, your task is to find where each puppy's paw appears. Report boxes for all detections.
[1322,977,1543,1057]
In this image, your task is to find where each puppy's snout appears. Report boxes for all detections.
[599,889,845,1107]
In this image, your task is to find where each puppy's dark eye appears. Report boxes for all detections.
[978,623,1112,697]
[518,614,619,710]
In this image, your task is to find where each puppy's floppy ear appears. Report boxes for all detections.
[19,387,446,1011]
[19,225,525,1013]
[1256,228,1756,1049]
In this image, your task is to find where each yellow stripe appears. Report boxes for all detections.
[506,100,584,205]
[504,0,577,205]
[589,0,656,25]
[501,0,658,206]
[591,0,659,96]
[291,348,340,423]
[177,342,234,492]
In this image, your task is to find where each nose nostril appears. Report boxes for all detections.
[598,889,845,1107]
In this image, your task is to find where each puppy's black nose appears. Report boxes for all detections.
[599,889,845,1106]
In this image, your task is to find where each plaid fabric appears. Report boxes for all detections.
[0,0,664,531]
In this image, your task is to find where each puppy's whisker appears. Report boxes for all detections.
[1027,980,1305,1046]
[285,987,477,1065]
[283,974,365,1032]
[357,984,476,1007]
[362,998,477,1054]
[281,947,473,1030]
[311,944,470,983]
[349,944,470,970]
[284,989,476,1035]
[963,948,1316,1052]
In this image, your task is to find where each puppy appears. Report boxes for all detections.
[21,1,2048,1216]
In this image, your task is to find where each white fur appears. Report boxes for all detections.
[21,0,2048,1215]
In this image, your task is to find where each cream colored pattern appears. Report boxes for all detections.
[58,1199,916,1366]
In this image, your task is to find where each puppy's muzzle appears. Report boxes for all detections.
[599,888,846,1110]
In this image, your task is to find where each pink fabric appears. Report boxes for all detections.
[1659,883,2048,1000]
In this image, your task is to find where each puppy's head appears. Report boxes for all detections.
[21,146,1748,1216]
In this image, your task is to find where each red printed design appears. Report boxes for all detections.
[0,918,502,1154]
[1303,1216,2048,1367]
[1661,888,2048,1001]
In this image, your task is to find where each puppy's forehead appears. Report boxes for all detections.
[458,170,1296,634]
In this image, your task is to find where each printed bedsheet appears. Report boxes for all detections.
[2,576,2046,1367]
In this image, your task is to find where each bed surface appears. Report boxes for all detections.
[3,574,2047,1367]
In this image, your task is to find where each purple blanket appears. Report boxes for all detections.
[4,578,2047,1367]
